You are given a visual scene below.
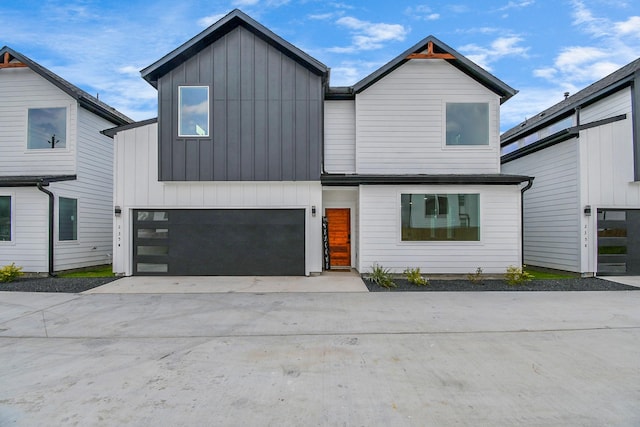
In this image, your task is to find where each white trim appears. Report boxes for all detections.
[0,192,15,245]
[178,86,210,138]
[56,195,79,244]
[24,105,71,152]
[442,101,491,149]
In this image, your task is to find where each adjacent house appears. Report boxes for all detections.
[106,9,531,276]
[0,47,132,275]
[501,58,640,275]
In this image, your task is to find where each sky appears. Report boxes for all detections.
[1,0,638,132]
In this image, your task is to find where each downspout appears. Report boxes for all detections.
[36,181,55,277]
[520,177,534,266]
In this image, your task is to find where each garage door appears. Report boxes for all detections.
[597,209,640,275]
[133,209,305,275]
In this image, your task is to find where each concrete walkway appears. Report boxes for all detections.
[1,290,639,426]
[84,270,369,294]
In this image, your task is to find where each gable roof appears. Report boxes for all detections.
[0,46,132,126]
[141,9,329,88]
[348,35,517,104]
[501,57,640,144]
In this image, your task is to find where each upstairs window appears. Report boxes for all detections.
[28,107,67,149]
[179,86,209,137]
[0,196,10,241]
[446,103,489,146]
[59,197,77,241]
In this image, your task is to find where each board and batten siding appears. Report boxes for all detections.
[0,67,77,176]
[357,184,521,274]
[52,108,116,271]
[157,25,323,182]
[324,100,356,173]
[0,188,49,272]
[503,139,581,272]
[355,59,500,175]
[113,123,323,276]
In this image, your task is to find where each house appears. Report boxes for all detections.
[106,9,531,276]
[501,58,640,276]
[0,47,132,275]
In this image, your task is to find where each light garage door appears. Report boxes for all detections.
[133,209,305,276]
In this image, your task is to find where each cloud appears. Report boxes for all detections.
[532,67,557,79]
[498,1,535,11]
[615,16,640,37]
[405,5,441,21]
[501,86,575,132]
[459,36,529,70]
[328,16,408,52]
[233,0,260,6]
[198,14,226,27]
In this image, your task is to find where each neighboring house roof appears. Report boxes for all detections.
[327,36,517,104]
[0,46,133,126]
[502,57,640,144]
[141,9,329,88]
[102,117,158,138]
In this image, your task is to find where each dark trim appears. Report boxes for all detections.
[325,87,355,100]
[102,118,158,138]
[0,175,76,187]
[321,174,531,186]
[501,114,628,164]
[520,178,534,265]
[36,182,55,277]
[633,71,640,181]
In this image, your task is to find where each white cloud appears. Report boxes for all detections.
[405,5,441,21]
[330,16,407,51]
[233,0,260,6]
[615,16,640,37]
[532,67,557,79]
[460,36,529,70]
[308,13,335,21]
[198,14,226,28]
[498,1,535,11]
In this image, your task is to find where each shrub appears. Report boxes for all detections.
[467,267,483,284]
[403,267,428,286]
[0,263,23,283]
[505,265,533,285]
[369,263,396,288]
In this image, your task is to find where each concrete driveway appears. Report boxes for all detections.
[1,290,639,426]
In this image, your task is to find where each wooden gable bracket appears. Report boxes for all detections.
[0,52,28,69]
[406,41,455,60]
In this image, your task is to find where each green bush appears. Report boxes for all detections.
[369,263,396,288]
[0,263,23,283]
[403,267,428,286]
[467,267,483,284]
[505,265,533,285]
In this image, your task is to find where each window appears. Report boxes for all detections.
[401,193,480,241]
[179,86,209,137]
[0,196,10,241]
[446,103,489,146]
[59,197,77,241]
[28,107,67,149]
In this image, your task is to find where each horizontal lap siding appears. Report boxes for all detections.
[0,68,76,176]
[324,100,355,173]
[503,140,581,271]
[355,60,500,175]
[358,185,521,274]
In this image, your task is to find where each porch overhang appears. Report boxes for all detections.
[321,174,532,186]
[0,175,77,187]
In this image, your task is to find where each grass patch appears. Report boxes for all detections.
[58,265,115,278]
[525,267,576,280]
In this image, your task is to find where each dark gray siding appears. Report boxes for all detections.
[157,25,323,181]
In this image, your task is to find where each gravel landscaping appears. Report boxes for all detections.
[0,276,118,293]
[363,277,640,292]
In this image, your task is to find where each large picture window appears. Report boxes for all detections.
[0,196,10,241]
[59,197,77,241]
[28,107,67,149]
[401,193,480,241]
[179,86,209,137]
[446,103,489,146]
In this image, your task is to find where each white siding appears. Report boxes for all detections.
[503,140,581,272]
[324,100,355,173]
[113,123,323,276]
[53,108,115,270]
[580,87,631,123]
[0,188,48,272]
[355,59,501,175]
[0,67,77,176]
[358,184,521,274]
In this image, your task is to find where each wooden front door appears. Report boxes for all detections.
[326,208,351,268]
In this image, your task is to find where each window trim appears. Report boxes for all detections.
[0,193,15,244]
[178,85,210,138]
[442,101,492,149]
[398,191,482,244]
[57,196,78,243]
[25,106,70,151]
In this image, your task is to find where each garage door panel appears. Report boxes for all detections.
[133,209,305,276]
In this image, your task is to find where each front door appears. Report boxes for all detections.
[326,208,351,268]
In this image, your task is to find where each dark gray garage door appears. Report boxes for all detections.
[597,209,640,275]
[133,209,305,276]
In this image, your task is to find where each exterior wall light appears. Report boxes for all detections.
[114,206,122,216]
[584,205,591,216]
